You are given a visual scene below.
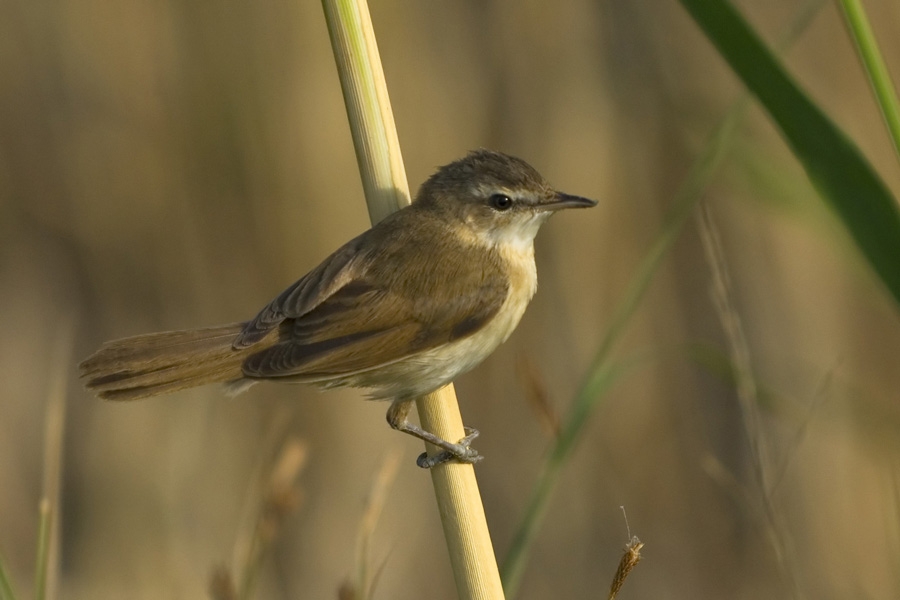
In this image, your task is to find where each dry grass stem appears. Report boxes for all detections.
[607,537,643,600]
[697,203,765,469]
[697,203,803,598]
[210,437,308,600]
[33,500,52,600]
[518,357,561,439]
[241,438,308,597]
[230,411,295,575]
[891,471,900,591]
[700,454,760,519]
[341,450,401,600]
[337,581,357,600]
[256,439,308,542]
[208,567,238,600]
[769,366,835,495]
[36,322,73,600]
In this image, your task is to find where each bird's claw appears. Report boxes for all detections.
[416,427,483,468]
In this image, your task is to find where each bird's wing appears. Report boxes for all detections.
[234,233,367,348]
[241,244,509,379]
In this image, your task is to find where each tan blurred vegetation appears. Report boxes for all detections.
[2,0,899,598]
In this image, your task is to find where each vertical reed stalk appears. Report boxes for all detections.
[320,1,505,598]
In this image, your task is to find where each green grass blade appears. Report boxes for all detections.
[501,81,747,598]
[500,4,829,595]
[0,553,18,600]
[837,0,900,163]
[500,362,629,595]
[679,0,900,308]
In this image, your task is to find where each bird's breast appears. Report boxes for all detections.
[421,242,537,379]
[352,243,538,401]
[489,242,536,347]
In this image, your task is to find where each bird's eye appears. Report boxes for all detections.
[489,194,513,211]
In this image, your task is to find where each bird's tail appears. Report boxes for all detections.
[80,323,261,401]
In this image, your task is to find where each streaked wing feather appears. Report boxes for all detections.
[234,233,367,348]
[242,325,417,378]
[242,265,508,379]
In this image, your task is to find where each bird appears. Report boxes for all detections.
[80,149,597,467]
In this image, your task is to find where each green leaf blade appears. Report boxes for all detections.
[680,0,900,307]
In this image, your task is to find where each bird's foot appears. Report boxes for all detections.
[416,427,483,469]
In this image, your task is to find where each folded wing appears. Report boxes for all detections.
[241,241,508,380]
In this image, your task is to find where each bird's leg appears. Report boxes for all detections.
[386,399,483,468]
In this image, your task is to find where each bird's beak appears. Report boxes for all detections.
[540,192,598,211]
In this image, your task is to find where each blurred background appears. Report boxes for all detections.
[2,0,899,598]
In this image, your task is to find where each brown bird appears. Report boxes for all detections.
[80,149,596,467]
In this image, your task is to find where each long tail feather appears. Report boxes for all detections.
[80,323,253,401]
